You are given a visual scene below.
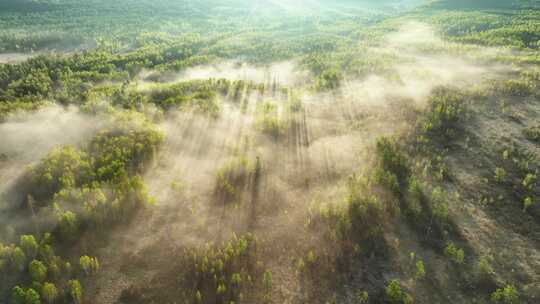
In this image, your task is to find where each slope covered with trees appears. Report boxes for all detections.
[1,0,540,303]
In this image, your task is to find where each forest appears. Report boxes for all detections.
[1,0,540,303]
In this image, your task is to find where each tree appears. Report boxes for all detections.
[415,260,426,280]
[385,280,413,304]
[68,279,83,304]
[56,209,79,241]
[41,283,58,304]
[11,247,27,271]
[20,235,38,259]
[79,255,99,275]
[12,286,41,304]
[29,260,47,282]
[386,280,404,304]
[12,286,26,304]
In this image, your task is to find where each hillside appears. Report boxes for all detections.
[1,1,539,303]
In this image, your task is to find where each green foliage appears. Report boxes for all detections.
[415,260,426,280]
[522,173,537,190]
[41,282,58,304]
[491,285,519,304]
[315,69,342,91]
[176,234,262,304]
[494,79,536,97]
[54,209,79,241]
[427,4,540,49]
[311,174,389,257]
[215,156,254,203]
[476,256,494,285]
[0,112,164,300]
[29,259,48,282]
[28,145,92,200]
[422,88,464,138]
[385,280,413,304]
[255,101,284,139]
[523,126,540,144]
[263,270,273,291]
[357,291,369,304]
[20,235,38,259]
[12,286,41,304]
[12,247,27,271]
[523,196,534,211]
[79,255,99,275]
[444,242,465,265]
[374,137,410,193]
[1,1,539,303]
[67,279,83,304]
[494,167,506,183]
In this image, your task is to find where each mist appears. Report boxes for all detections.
[3,0,540,303]
[71,23,515,302]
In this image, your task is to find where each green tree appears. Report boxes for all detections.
[79,255,99,275]
[20,235,39,259]
[12,286,41,304]
[386,280,403,304]
[68,279,83,304]
[56,209,79,241]
[29,260,48,282]
[11,247,27,271]
[41,283,58,304]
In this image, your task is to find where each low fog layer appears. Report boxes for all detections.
[0,105,108,162]
[0,53,37,64]
[147,61,308,87]
[0,105,109,211]
[87,22,512,283]
[0,20,518,303]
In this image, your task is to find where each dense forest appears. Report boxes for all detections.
[1,0,540,303]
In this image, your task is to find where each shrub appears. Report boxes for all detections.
[375,137,410,193]
[523,197,533,211]
[444,242,465,265]
[263,270,273,291]
[385,280,413,304]
[476,256,494,285]
[522,173,536,190]
[178,234,261,304]
[415,260,426,280]
[357,291,369,304]
[491,285,519,304]
[315,69,342,91]
[495,79,535,97]
[423,88,464,137]
[494,167,506,183]
[215,156,254,203]
[255,101,283,139]
[523,126,540,143]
